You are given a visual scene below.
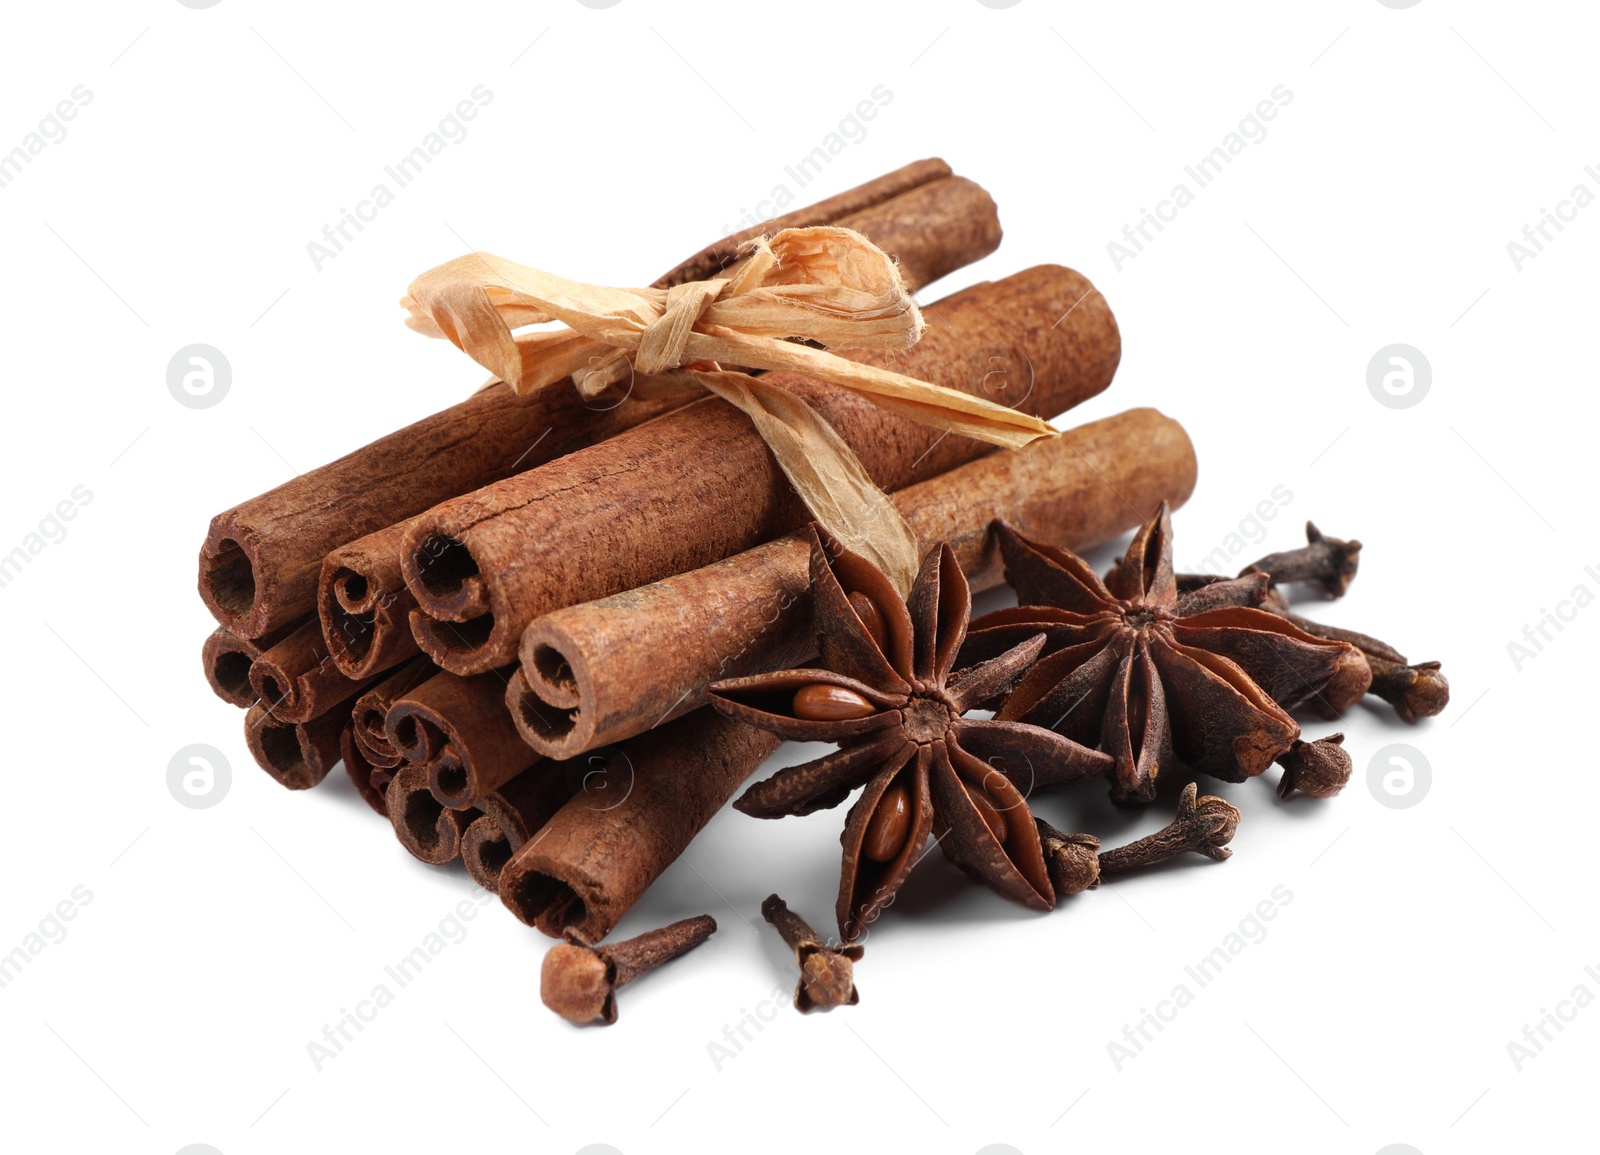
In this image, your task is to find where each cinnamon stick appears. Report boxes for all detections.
[200,621,298,708]
[248,618,378,724]
[387,763,481,865]
[315,168,1003,679]
[340,723,388,815]
[244,698,352,790]
[350,656,435,769]
[384,668,540,809]
[201,159,998,640]
[511,408,1196,759]
[460,766,577,891]
[405,264,1121,674]
[499,709,780,941]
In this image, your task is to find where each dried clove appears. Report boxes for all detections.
[1034,826,1103,896]
[1258,591,1449,722]
[1275,733,1353,799]
[1036,783,1241,897]
[1368,658,1450,724]
[1241,521,1361,598]
[540,914,716,1025]
[761,894,862,1012]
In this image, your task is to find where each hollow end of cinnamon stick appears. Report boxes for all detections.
[401,522,509,675]
[461,766,576,890]
[244,702,346,790]
[428,749,475,811]
[507,660,590,761]
[499,714,780,940]
[199,519,274,638]
[387,763,477,865]
[319,520,427,680]
[461,816,516,891]
[202,627,262,708]
[385,669,541,809]
[501,864,595,939]
[408,605,504,677]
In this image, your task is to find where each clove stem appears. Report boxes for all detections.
[761,894,862,1012]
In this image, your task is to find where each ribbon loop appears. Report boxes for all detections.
[403,227,1060,595]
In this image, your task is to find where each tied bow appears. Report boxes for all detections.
[402,227,1057,593]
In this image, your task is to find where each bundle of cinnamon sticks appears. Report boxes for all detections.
[197,159,1203,1017]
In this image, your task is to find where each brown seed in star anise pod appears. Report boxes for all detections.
[709,526,1113,941]
[960,504,1363,806]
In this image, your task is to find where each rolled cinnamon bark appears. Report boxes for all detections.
[500,710,779,941]
[460,767,578,891]
[203,159,998,640]
[660,156,968,284]
[316,170,1001,679]
[384,668,540,809]
[351,657,435,768]
[200,622,296,708]
[244,698,351,790]
[248,619,379,724]
[387,763,481,865]
[512,409,1197,759]
[340,724,388,815]
[405,265,1121,674]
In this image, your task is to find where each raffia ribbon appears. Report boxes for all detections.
[402,227,1056,594]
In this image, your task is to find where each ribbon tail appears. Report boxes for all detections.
[696,371,922,598]
[685,330,1059,450]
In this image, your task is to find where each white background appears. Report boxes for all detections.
[0,2,1591,1153]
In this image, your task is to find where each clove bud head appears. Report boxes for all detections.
[1035,820,1102,896]
[761,894,861,1012]
[1188,787,1241,860]
[540,943,616,1025]
[1313,648,1374,718]
[1276,733,1353,799]
[799,949,860,1012]
[1372,660,1449,723]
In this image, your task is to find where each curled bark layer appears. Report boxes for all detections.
[248,619,380,724]
[460,767,578,891]
[384,668,540,810]
[243,698,352,790]
[340,724,388,815]
[200,621,298,708]
[387,763,480,865]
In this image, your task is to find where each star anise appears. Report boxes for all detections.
[708,527,1113,941]
[961,504,1362,806]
